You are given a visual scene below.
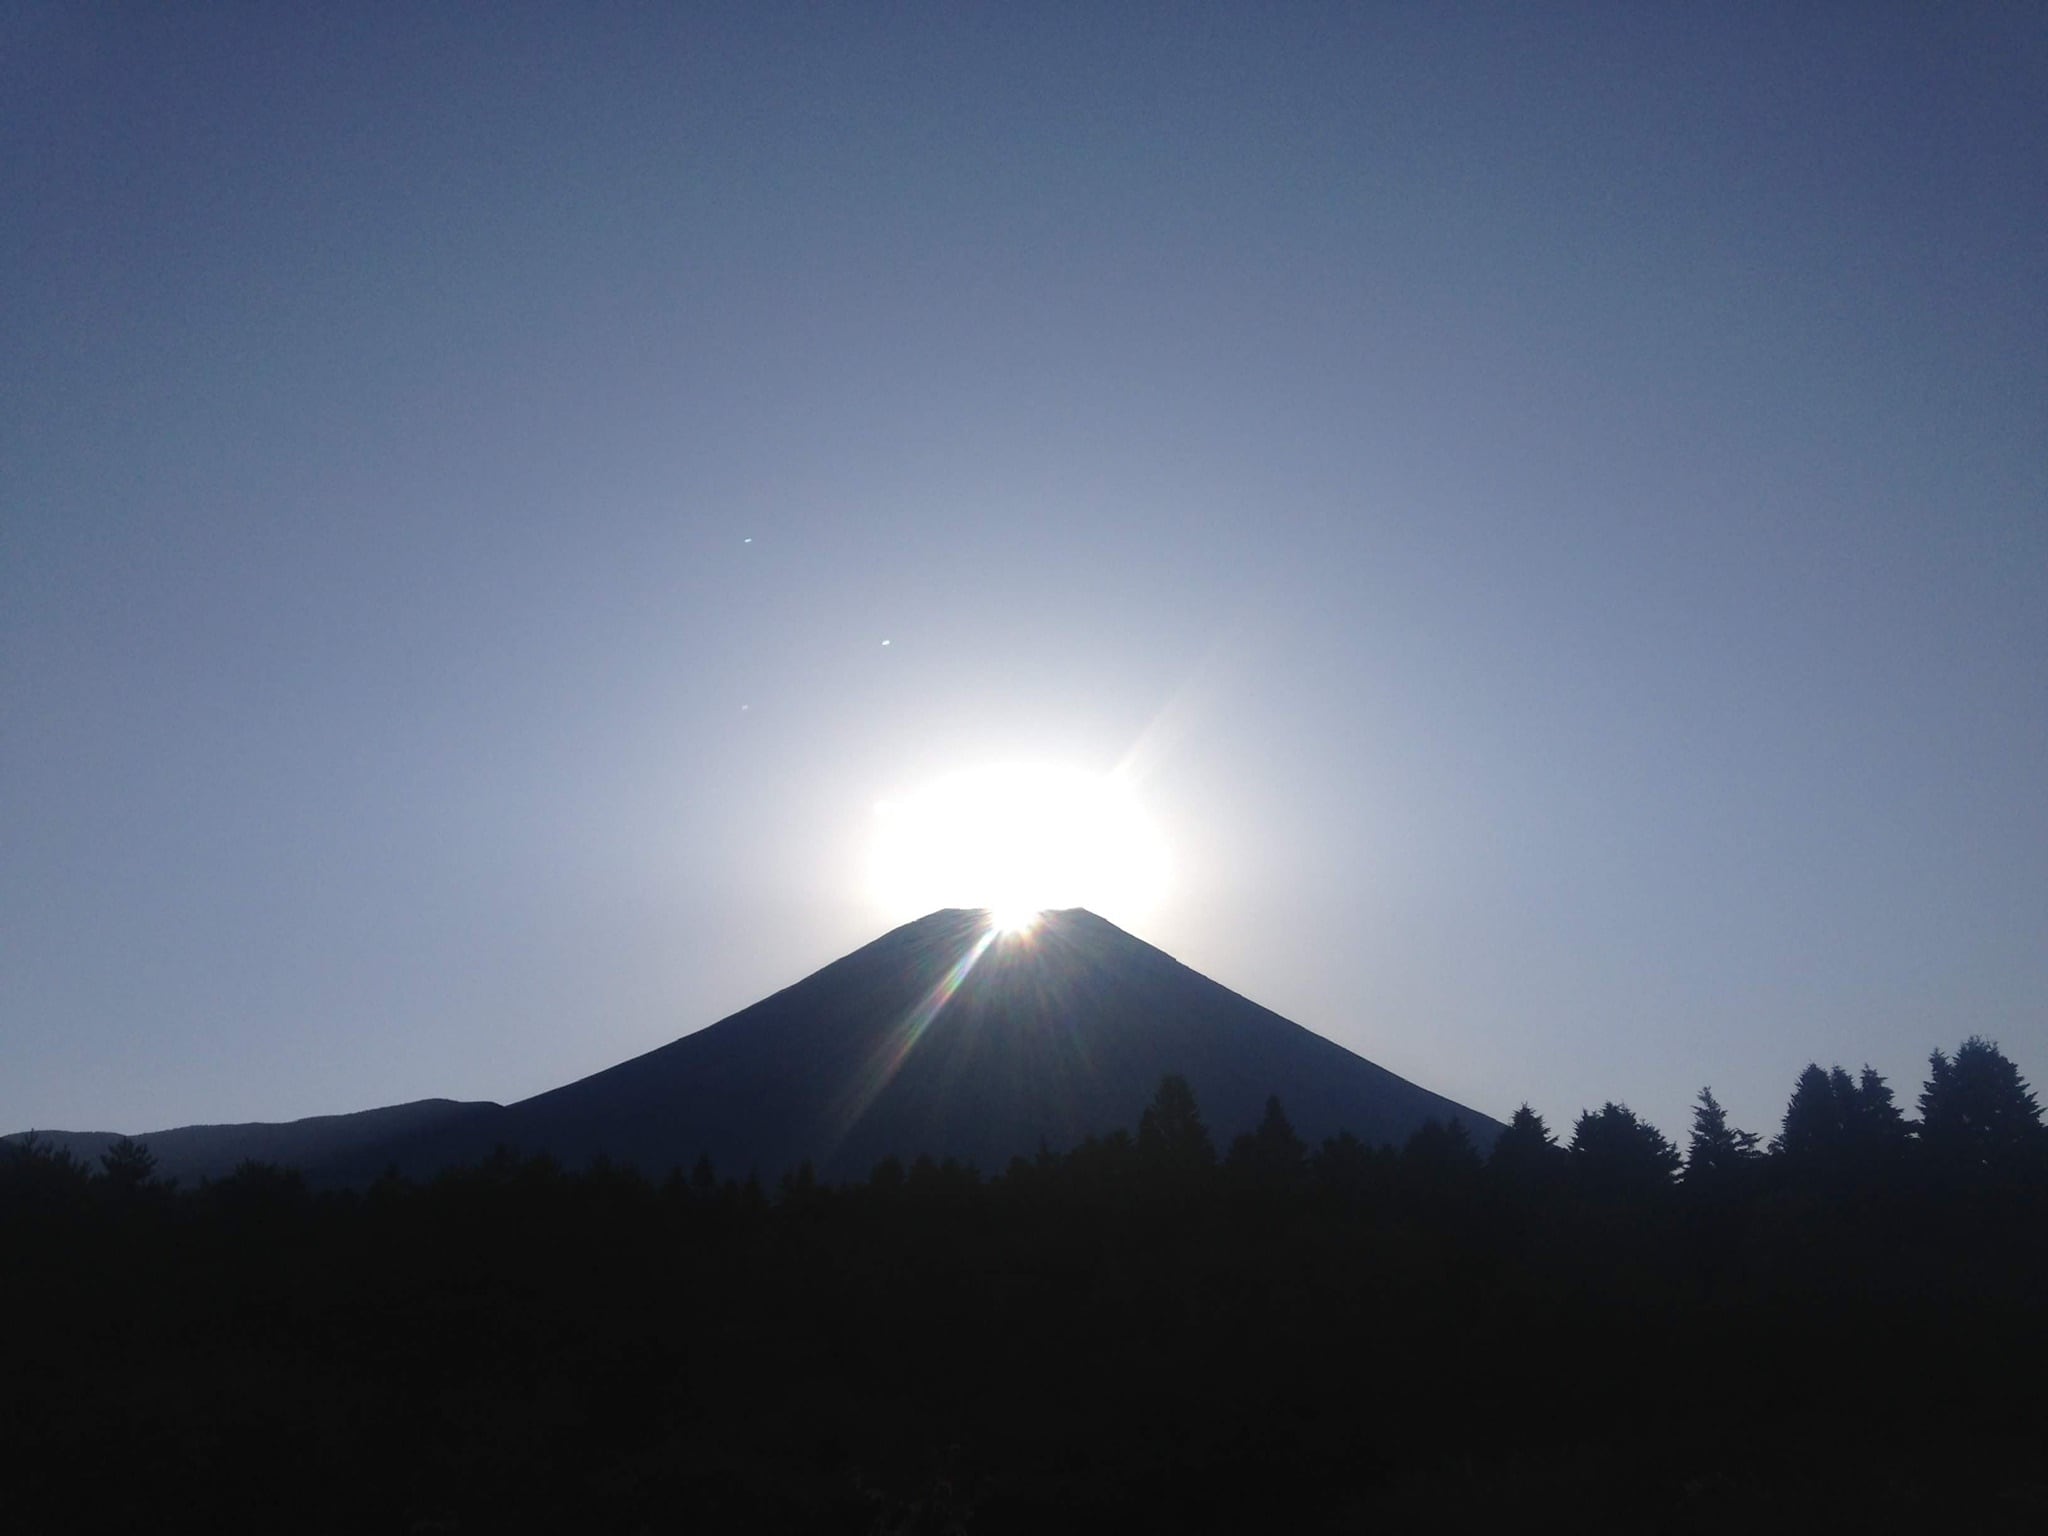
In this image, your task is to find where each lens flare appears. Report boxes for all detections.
[824,923,999,1157]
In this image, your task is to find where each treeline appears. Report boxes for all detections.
[4,1037,2046,1533]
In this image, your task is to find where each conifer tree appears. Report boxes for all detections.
[1569,1102,1681,1197]
[97,1136,158,1192]
[1225,1094,1307,1185]
[1489,1103,1565,1189]
[1310,1130,1385,1204]
[1773,1063,1845,1164]
[1919,1037,2044,1177]
[1773,1062,1910,1183]
[1403,1117,1481,1177]
[1684,1087,1759,1188]
[1137,1074,1216,1174]
[1845,1065,1910,1168]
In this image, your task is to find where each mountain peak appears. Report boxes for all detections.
[430,905,1501,1182]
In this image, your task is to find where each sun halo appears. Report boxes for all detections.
[868,763,1168,933]
[988,906,1045,937]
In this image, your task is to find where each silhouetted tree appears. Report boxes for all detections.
[18,1036,2048,1532]
[1137,1074,1215,1177]
[582,1154,652,1211]
[1844,1064,1910,1170]
[1,1133,94,1221]
[738,1169,767,1214]
[1490,1104,1566,1190]
[906,1154,948,1195]
[1225,1095,1307,1187]
[1065,1128,1138,1195]
[204,1160,308,1229]
[1919,1037,2044,1179]
[1034,1135,1059,1172]
[778,1158,819,1206]
[1310,1131,1391,1208]
[97,1136,159,1192]
[1776,1061,1914,1183]
[1569,1103,1680,1198]
[1403,1117,1481,1177]
[1773,1064,1846,1167]
[1684,1088,1759,1190]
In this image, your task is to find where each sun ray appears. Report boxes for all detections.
[823,924,999,1158]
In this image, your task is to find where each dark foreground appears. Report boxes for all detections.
[8,1073,2048,1533]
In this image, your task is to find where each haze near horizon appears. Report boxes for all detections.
[5,6,2043,1146]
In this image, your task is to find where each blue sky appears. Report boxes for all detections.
[6,4,2044,1147]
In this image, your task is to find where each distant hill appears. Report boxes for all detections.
[11,909,1501,1185]
[2,1098,499,1187]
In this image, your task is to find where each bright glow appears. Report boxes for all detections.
[869,763,1170,927]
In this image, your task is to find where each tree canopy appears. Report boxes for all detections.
[1684,1088,1759,1190]
[1919,1037,2043,1178]
[1570,1102,1682,1197]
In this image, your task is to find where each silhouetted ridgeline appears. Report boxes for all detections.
[5,1045,2046,1532]
[0,1097,500,1187]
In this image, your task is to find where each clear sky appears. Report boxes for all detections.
[6,4,2044,1148]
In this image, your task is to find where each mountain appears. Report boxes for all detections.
[10,909,1502,1185]
[332,907,1501,1183]
[2,1098,498,1188]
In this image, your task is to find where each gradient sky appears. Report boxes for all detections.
[6,4,2044,1150]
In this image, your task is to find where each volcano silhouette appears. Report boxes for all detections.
[338,907,1500,1183]
[13,909,1503,1184]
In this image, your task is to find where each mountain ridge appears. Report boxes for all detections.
[1,1098,501,1188]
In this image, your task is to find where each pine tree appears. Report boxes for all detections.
[1684,1088,1759,1189]
[1919,1037,2044,1178]
[1489,1103,1565,1189]
[1773,1061,1912,1184]
[1845,1065,1909,1168]
[1569,1103,1681,1197]
[1137,1074,1216,1176]
[1225,1094,1307,1186]
[1403,1117,1481,1177]
[1,1133,94,1218]
[97,1136,158,1192]
[1773,1063,1845,1164]
[1310,1131,1387,1205]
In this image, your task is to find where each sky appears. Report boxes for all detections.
[6,3,2044,1149]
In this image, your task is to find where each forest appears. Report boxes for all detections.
[7,1037,2046,1533]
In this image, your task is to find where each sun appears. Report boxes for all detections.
[987,906,1044,937]
[869,763,1169,930]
